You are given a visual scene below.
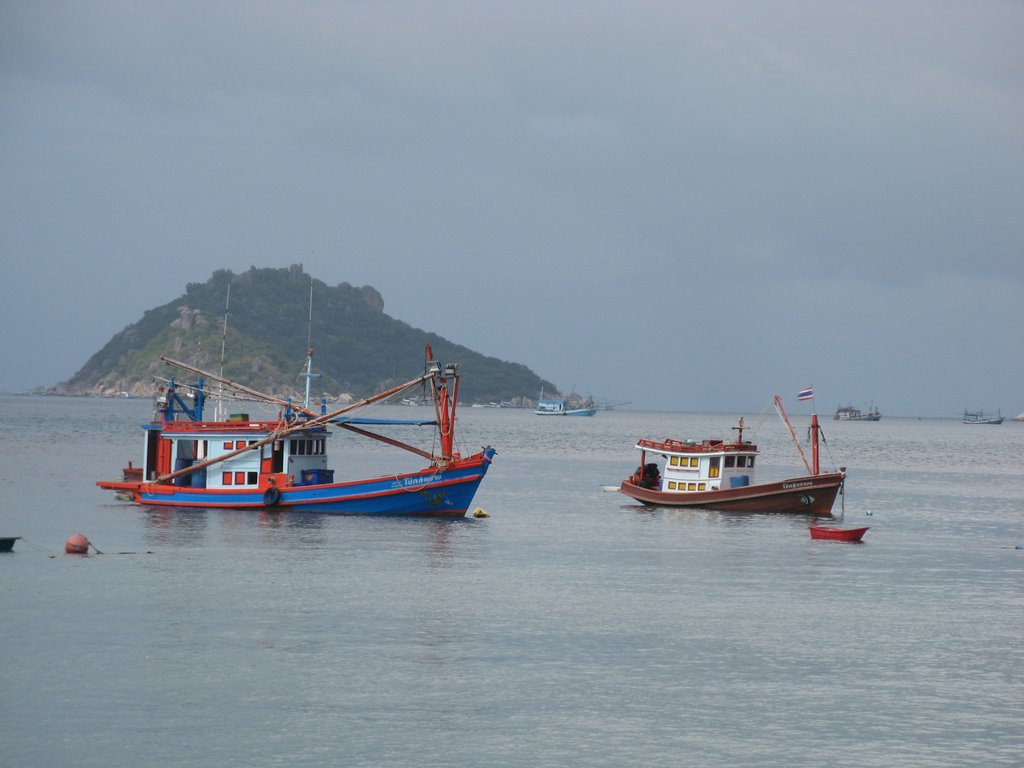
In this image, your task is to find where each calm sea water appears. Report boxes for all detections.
[1,395,1021,767]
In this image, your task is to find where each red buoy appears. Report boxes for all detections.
[65,534,90,554]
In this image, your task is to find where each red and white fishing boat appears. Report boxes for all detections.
[619,396,845,515]
[97,346,495,516]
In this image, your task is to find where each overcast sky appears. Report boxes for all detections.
[2,1,1021,416]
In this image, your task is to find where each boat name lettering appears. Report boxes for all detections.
[394,475,436,489]
[782,480,813,489]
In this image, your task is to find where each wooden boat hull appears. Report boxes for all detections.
[809,525,869,541]
[99,449,495,516]
[619,472,845,515]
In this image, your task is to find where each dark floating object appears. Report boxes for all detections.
[0,536,20,552]
[809,526,870,542]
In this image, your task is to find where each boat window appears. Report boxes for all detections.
[234,471,245,485]
[289,439,297,455]
[222,471,232,485]
[668,481,677,490]
[748,457,755,468]
[709,457,721,478]
[725,456,735,468]
[698,483,706,491]
[737,456,747,468]
[247,472,257,485]
[224,441,234,450]
[687,483,697,491]
[689,457,699,467]
[670,457,680,467]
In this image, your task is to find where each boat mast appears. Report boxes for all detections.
[426,344,458,460]
[300,277,320,411]
[732,416,746,443]
[810,413,820,475]
[215,282,231,421]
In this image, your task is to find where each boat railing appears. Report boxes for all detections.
[636,437,755,454]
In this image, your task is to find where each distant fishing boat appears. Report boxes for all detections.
[0,536,20,552]
[618,395,846,515]
[962,408,1003,425]
[834,403,881,421]
[534,389,598,416]
[97,346,495,516]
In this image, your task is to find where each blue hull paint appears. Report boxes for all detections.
[133,449,495,516]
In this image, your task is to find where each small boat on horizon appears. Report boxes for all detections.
[618,395,846,515]
[534,388,598,417]
[97,345,495,516]
[962,408,1003,425]
[834,403,881,421]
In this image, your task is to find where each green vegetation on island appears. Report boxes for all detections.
[56,264,557,405]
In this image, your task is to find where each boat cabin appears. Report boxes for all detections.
[141,419,331,490]
[631,437,758,494]
[535,398,567,415]
[137,379,332,490]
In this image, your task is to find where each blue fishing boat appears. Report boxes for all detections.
[534,389,598,416]
[97,346,495,516]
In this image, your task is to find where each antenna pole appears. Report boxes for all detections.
[301,277,320,410]
[216,283,231,421]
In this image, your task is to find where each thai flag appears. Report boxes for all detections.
[797,386,814,401]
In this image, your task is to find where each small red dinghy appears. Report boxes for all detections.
[809,526,869,542]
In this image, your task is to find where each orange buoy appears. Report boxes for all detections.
[65,534,90,554]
